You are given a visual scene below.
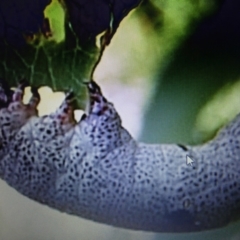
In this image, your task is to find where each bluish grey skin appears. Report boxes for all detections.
[0,81,240,233]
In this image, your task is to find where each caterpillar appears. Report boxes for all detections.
[0,79,240,233]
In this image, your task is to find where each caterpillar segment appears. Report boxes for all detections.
[0,79,240,233]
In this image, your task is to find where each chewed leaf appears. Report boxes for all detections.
[1,79,240,233]
[65,0,142,45]
[0,0,142,101]
[0,0,50,47]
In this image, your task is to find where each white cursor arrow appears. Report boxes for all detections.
[186,155,194,166]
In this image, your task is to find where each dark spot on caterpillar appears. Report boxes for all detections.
[177,144,188,151]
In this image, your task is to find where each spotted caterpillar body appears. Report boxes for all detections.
[0,80,240,233]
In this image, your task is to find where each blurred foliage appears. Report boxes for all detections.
[137,0,219,68]
[139,0,240,145]
[195,80,240,142]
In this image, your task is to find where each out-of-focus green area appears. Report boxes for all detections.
[138,0,216,60]
[44,0,65,43]
[195,80,240,141]
[138,0,240,145]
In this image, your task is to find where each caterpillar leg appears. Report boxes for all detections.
[53,91,76,126]
[86,80,110,116]
[78,80,133,158]
[31,91,76,144]
[1,88,77,197]
[0,79,13,109]
[0,83,40,147]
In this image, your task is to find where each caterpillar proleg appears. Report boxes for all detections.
[0,79,240,233]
